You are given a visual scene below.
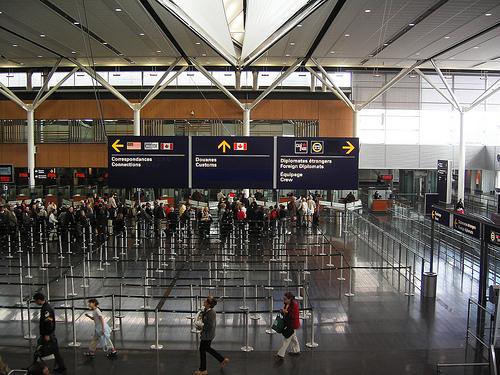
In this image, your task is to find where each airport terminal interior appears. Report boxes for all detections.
[1,0,500,374]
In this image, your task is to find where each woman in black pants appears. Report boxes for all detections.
[194,296,229,375]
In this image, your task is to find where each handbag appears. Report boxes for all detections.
[194,310,204,330]
[271,313,285,333]
[35,337,55,361]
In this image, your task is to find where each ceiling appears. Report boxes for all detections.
[0,0,499,71]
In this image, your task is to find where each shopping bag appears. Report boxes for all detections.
[271,313,285,333]
[194,310,204,330]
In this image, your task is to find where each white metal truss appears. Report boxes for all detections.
[430,59,462,111]
[414,68,459,111]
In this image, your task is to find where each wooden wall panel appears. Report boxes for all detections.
[0,144,28,165]
[318,101,354,137]
[282,100,319,119]
[252,100,283,120]
[0,101,25,120]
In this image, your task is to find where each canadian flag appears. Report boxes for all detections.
[161,143,174,150]
[234,142,247,151]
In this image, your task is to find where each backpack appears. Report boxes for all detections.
[237,210,246,221]
[270,210,278,220]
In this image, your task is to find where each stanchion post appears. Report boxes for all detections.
[338,254,345,281]
[150,309,164,350]
[240,310,254,352]
[24,301,37,340]
[67,303,81,347]
[265,293,276,335]
[305,309,318,348]
[345,267,355,297]
[111,294,119,331]
[250,285,261,320]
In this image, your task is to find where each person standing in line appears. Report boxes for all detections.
[33,293,66,372]
[83,298,118,359]
[275,292,301,360]
[194,296,229,375]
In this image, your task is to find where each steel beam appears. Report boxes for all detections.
[70,59,133,109]
[0,83,27,110]
[467,78,500,111]
[133,104,141,136]
[311,58,355,110]
[34,67,78,110]
[414,68,459,110]
[140,66,188,109]
[26,105,35,188]
[243,106,250,136]
[249,59,302,110]
[33,58,62,107]
[306,66,354,111]
[192,59,244,110]
[430,59,461,111]
[356,60,423,111]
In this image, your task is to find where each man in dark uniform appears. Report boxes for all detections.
[33,292,66,372]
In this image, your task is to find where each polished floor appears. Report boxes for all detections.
[0,211,493,374]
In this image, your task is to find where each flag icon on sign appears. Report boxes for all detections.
[233,142,247,151]
[295,140,308,154]
[161,143,174,150]
[126,142,141,150]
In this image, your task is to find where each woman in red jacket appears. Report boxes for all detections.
[275,292,301,359]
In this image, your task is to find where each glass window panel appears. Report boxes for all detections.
[240,71,252,87]
[32,72,43,87]
[108,71,142,86]
[212,71,235,87]
[258,72,281,88]
[0,72,27,87]
[143,71,173,86]
[282,72,310,87]
[74,72,107,86]
[359,130,385,144]
[48,72,75,87]
[177,71,212,86]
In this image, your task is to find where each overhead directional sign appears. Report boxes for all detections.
[108,136,189,188]
[453,215,481,239]
[431,206,451,227]
[486,225,500,247]
[276,137,359,189]
[0,165,14,184]
[191,136,274,188]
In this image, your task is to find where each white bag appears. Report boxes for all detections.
[194,310,204,330]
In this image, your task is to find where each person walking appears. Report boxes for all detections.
[275,292,301,360]
[33,292,66,372]
[194,296,229,375]
[83,298,118,359]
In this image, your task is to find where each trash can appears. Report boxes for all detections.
[422,272,437,299]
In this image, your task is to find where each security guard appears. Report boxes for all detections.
[33,292,66,372]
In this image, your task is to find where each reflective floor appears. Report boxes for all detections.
[0,213,491,374]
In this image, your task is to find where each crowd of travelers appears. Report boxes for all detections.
[0,191,322,247]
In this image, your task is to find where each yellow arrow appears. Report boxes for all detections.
[342,140,355,155]
[218,140,231,153]
[112,139,124,153]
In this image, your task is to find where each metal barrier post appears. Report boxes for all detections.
[239,278,248,310]
[240,310,254,352]
[337,254,345,281]
[6,234,13,259]
[16,256,25,306]
[111,294,119,331]
[150,309,164,350]
[345,267,355,297]
[265,292,276,335]
[305,309,318,348]
[69,265,77,296]
[326,244,334,267]
[141,276,149,309]
[67,303,81,347]
[405,266,415,297]
[24,302,37,340]
[25,251,33,279]
[250,285,261,320]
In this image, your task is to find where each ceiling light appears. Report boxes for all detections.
[71,51,76,54]
[408,23,415,26]
[285,54,290,57]
[202,53,206,56]
[364,9,371,13]
[37,55,43,58]
[330,51,335,54]
[195,42,201,45]
[409,74,416,78]
[383,43,389,46]
[139,33,145,36]
[449,57,455,60]
[373,74,381,77]
[290,42,295,46]
[415,52,420,55]
[118,53,124,56]
[40,34,46,37]
[344,34,350,37]
[102,42,108,45]
[297,24,302,27]
[115,8,122,12]
[444,36,450,39]
[156,50,161,53]
[0,11,2,14]
[12,44,18,47]
[473,46,479,49]
[485,13,492,16]
[73,21,79,25]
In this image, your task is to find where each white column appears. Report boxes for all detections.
[495,171,500,190]
[252,71,258,91]
[458,110,466,203]
[26,105,35,189]
[353,110,358,138]
[133,104,141,136]
[235,70,241,90]
[243,107,250,136]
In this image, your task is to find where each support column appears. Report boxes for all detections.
[353,110,358,138]
[26,105,35,189]
[133,104,141,136]
[235,70,241,90]
[252,71,258,91]
[458,110,466,203]
[243,107,250,136]
[310,73,316,92]
[495,171,500,190]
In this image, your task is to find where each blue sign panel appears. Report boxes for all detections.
[431,206,451,227]
[276,137,359,189]
[191,136,274,188]
[453,215,480,239]
[108,136,188,188]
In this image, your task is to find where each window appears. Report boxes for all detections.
[108,71,142,86]
[0,72,27,87]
